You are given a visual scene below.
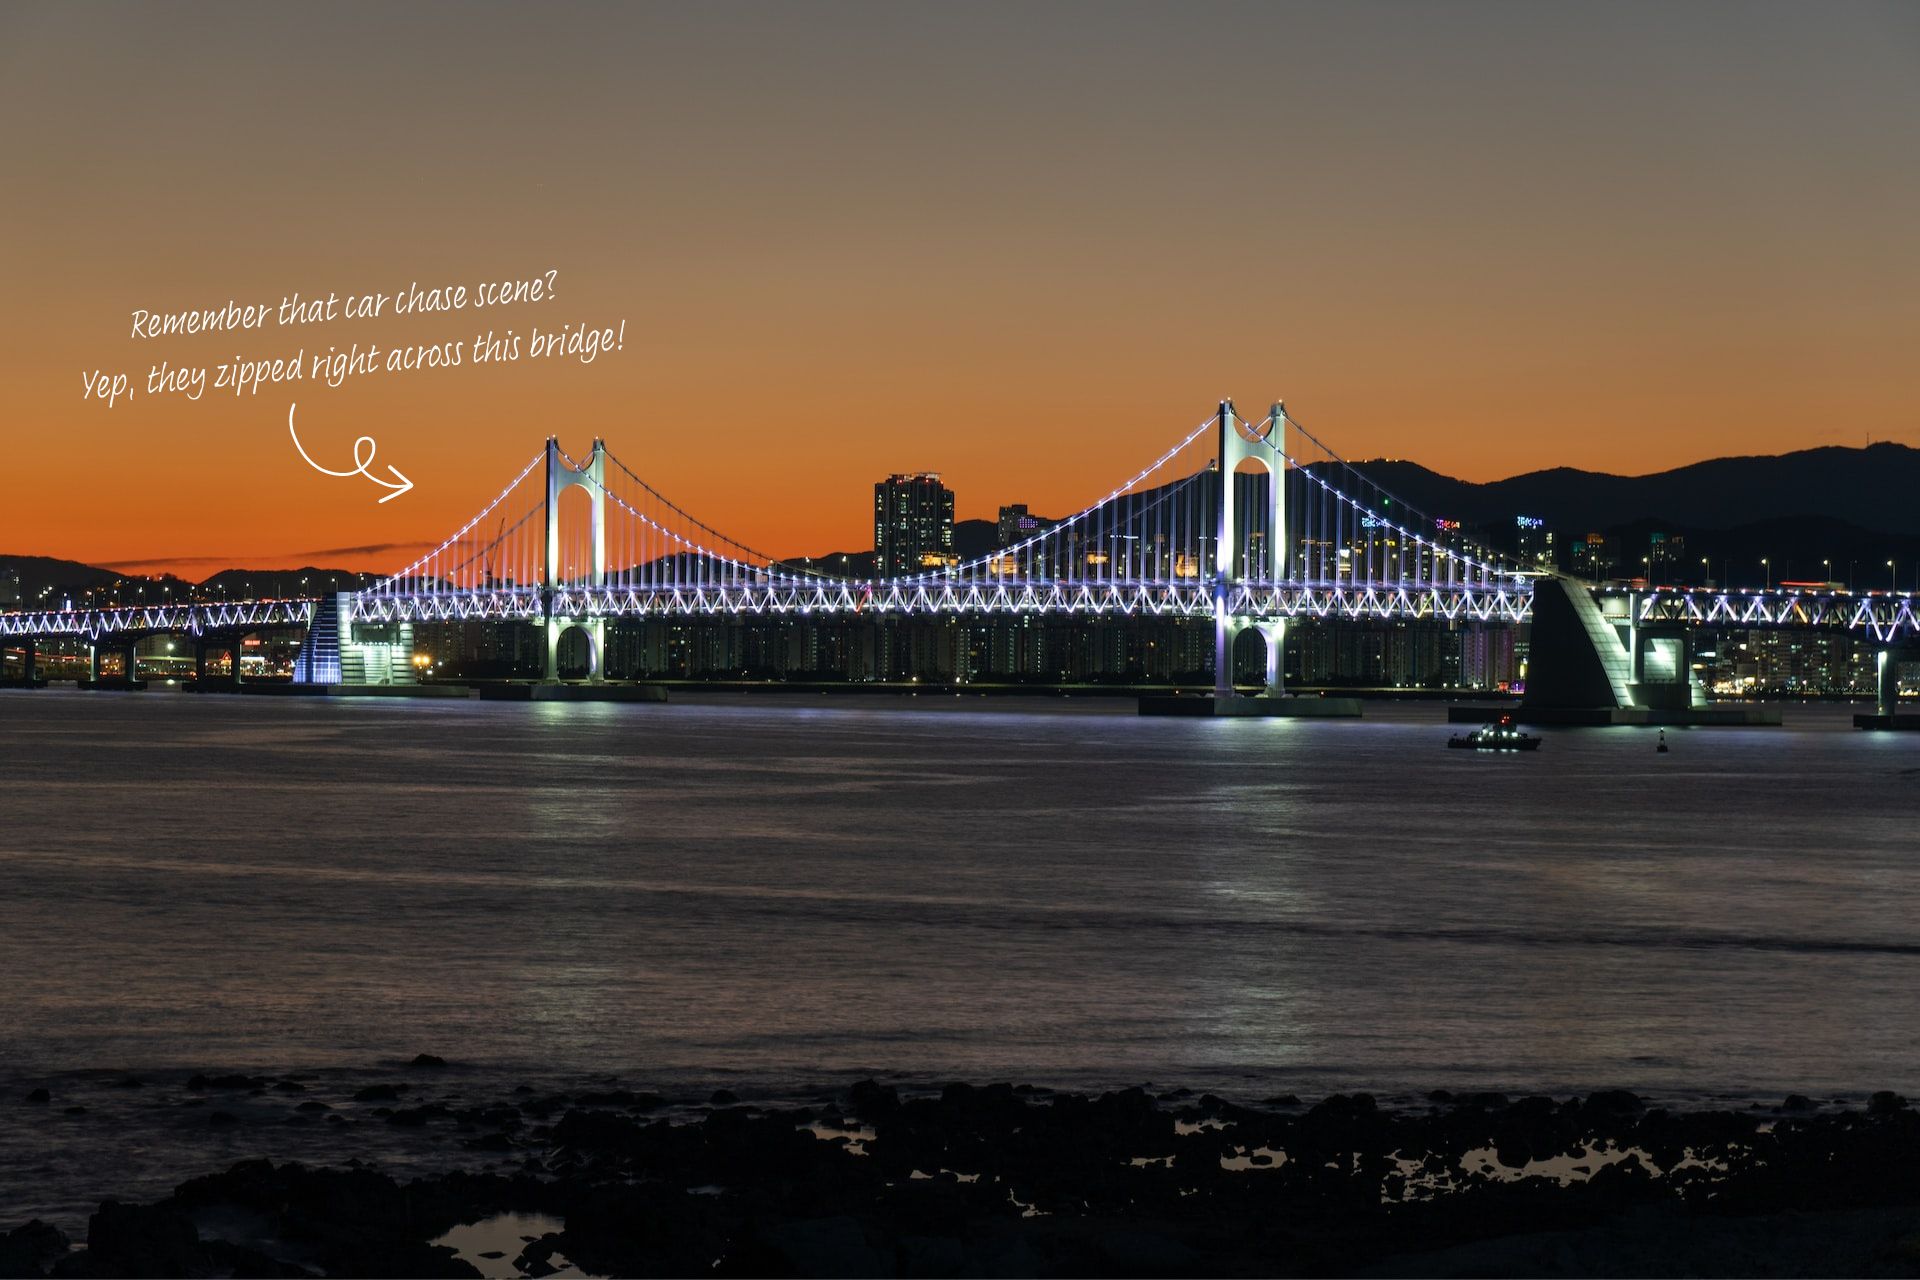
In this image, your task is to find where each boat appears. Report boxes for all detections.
[1448,713,1541,752]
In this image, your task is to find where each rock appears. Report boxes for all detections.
[68,1201,200,1276]
[848,1079,899,1117]
[353,1084,405,1102]
[272,1080,306,1094]
[386,1106,442,1127]
[464,1132,515,1152]
[208,1111,239,1127]
[296,1100,331,1112]
[1782,1093,1816,1111]
[409,1054,449,1069]
[24,1089,49,1105]
[709,1089,739,1106]
[62,1106,86,1116]
[0,1220,70,1276]
[1868,1090,1908,1115]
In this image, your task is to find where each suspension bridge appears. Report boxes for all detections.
[4,401,1917,717]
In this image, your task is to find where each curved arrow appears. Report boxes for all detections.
[288,403,414,503]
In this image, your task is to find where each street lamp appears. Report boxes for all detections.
[1700,557,1709,587]
[1822,559,1831,588]
[1761,558,1770,590]
[1889,560,1897,591]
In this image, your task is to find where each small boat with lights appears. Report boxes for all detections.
[1448,714,1541,752]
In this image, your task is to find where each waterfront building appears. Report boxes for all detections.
[875,473,955,577]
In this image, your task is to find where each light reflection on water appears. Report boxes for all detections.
[2,688,1916,1104]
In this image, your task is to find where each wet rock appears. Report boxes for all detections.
[1868,1090,1908,1115]
[24,1089,49,1105]
[409,1054,448,1070]
[58,1201,199,1277]
[0,1220,69,1277]
[186,1074,263,1092]
[271,1080,307,1094]
[295,1101,331,1112]
[61,1106,86,1116]
[848,1079,899,1118]
[464,1132,515,1152]
[386,1106,447,1128]
[512,1235,564,1278]
[207,1111,239,1127]
[1782,1093,1816,1112]
[709,1089,739,1106]
[352,1084,405,1103]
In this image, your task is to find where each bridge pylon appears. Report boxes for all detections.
[1213,399,1287,697]
[544,437,607,682]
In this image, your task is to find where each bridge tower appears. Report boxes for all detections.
[544,437,607,682]
[1213,400,1287,697]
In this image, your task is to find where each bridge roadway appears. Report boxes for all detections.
[4,582,1917,723]
[4,583,1918,642]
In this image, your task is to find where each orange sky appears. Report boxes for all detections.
[2,3,1916,579]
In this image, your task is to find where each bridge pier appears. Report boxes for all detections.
[544,618,605,683]
[22,639,36,684]
[88,643,101,682]
[1853,647,1920,728]
[541,437,608,683]
[1145,402,1357,717]
[122,639,140,684]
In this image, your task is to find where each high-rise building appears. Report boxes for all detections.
[875,473,955,576]
[997,503,1044,548]
[1515,516,1555,570]
[1571,532,1613,580]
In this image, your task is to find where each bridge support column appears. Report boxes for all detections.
[122,640,139,683]
[193,638,208,687]
[229,638,246,687]
[88,643,101,682]
[22,640,36,684]
[1258,619,1286,697]
[542,436,608,683]
[1211,399,1288,699]
[544,618,606,682]
[1213,605,1233,698]
[1878,649,1899,718]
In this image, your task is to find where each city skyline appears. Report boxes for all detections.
[12,432,1920,587]
[3,3,1917,579]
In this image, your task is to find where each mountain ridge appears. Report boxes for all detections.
[8,442,1918,593]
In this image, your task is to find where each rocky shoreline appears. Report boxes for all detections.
[6,1063,1920,1277]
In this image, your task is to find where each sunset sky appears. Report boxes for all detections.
[2,2,1915,578]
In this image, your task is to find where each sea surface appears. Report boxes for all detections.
[2,687,1917,1227]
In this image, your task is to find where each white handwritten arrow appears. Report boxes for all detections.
[287,402,414,503]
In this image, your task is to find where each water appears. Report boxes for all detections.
[2,688,1917,1226]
